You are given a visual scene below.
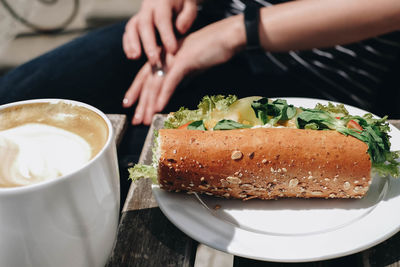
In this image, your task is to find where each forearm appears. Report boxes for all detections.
[229,0,400,52]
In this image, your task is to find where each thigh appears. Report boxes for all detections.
[0,22,145,114]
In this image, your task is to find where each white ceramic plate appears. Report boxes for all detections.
[151,98,400,262]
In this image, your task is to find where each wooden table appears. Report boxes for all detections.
[106,116,400,267]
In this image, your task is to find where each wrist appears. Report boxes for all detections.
[225,14,247,54]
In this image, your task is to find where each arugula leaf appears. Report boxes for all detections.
[251,98,275,124]
[296,109,344,130]
[213,119,252,130]
[251,98,297,125]
[129,164,158,184]
[187,120,207,130]
[274,99,297,121]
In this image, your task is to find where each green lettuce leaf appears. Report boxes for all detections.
[130,131,160,184]
[314,102,349,117]
[164,107,202,129]
[128,164,158,184]
[151,130,159,167]
[164,95,237,129]
[197,95,237,115]
[372,151,400,178]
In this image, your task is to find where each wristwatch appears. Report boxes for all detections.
[244,3,261,50]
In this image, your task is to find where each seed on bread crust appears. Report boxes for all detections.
[231,150,243,160]
[289,179,299,188]
[311,191,323,196]
[343,181,351,190]
[226,176,242,184]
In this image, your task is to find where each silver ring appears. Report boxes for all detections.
[152,65,166,77]
[155,68,166,77]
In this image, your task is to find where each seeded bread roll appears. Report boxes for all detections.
[158,128,372,199]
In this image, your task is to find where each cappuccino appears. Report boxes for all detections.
[0,99,119,267]
[0,101,108,188]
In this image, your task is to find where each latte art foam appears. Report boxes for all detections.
[0,123,92,187]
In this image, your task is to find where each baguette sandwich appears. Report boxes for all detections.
[130,96,400,200]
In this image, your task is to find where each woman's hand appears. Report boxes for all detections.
[123,15,246,125]
[122,0,198,66]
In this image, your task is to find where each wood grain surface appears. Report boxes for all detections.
[122,114,161,212]
[107,114,128,146]
[106,208,197,267]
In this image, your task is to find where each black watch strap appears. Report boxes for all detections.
[244,4,261,50]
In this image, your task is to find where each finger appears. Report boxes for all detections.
[122,32,131,58]
[138,11,160,65]
[123,31,141,59]
[132,82,151,125]
[175,0,197,34]
[123,63,151,107]
[156,63,187,111]
[143,74,163,125]
[154,6,178,53]
[124,18,142,59]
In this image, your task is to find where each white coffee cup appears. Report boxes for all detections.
[0,99,120,267]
